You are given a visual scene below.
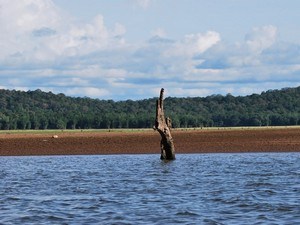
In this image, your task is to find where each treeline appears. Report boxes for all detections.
[0,86,299,130]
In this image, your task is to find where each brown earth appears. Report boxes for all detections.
[0,127,300,156]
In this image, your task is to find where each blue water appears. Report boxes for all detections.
[0,153,299,225]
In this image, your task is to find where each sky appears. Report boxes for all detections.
[1,0,300,100]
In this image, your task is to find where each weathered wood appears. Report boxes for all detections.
[154,88,175,160]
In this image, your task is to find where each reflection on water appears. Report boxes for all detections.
[0,153,300,224]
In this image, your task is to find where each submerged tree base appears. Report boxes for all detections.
[154,88,175,160]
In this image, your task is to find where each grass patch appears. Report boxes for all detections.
[0,128,154,135]
[0,125,299,135]
[174,125,300,131]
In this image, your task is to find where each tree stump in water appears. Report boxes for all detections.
[154,88,175,160]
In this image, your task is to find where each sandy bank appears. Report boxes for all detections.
[0,128,300,156]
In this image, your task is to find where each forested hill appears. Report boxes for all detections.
[0,87,300,130]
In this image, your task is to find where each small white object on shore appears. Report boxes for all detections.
[52,135,58,138]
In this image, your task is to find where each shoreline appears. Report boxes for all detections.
[0,127,300,156]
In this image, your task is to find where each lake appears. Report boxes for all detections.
[0,153,299,224]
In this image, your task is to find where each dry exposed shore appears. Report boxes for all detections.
[0,127,300,156]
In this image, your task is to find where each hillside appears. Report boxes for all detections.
[0,87,299,130]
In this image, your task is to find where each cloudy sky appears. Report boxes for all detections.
[1,0,300,100]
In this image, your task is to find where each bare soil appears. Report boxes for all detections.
[0,128,300,156]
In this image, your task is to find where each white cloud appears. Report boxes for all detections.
[164,31,221,58]
[245,25,277,53]
[0,0,63,59]
[167,87,213,98]
[0,0,126,65]
[0,0,299,100]
[0,0,63,32]
[151,28,167,38]
[134,0,152,9]
[64,87,110,98]
[198,26,279,68]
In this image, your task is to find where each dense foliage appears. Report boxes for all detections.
[0,87,299,130]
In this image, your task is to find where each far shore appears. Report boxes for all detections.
[0,126,300,156]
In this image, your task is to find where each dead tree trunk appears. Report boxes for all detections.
[154,88,175,160]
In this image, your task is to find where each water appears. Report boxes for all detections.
[0,153,299,225]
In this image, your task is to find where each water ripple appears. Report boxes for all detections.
[0,153,299,224]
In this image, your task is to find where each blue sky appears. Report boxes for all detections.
[1,0,300,100]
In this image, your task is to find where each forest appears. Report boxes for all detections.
[0,86,299,130]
